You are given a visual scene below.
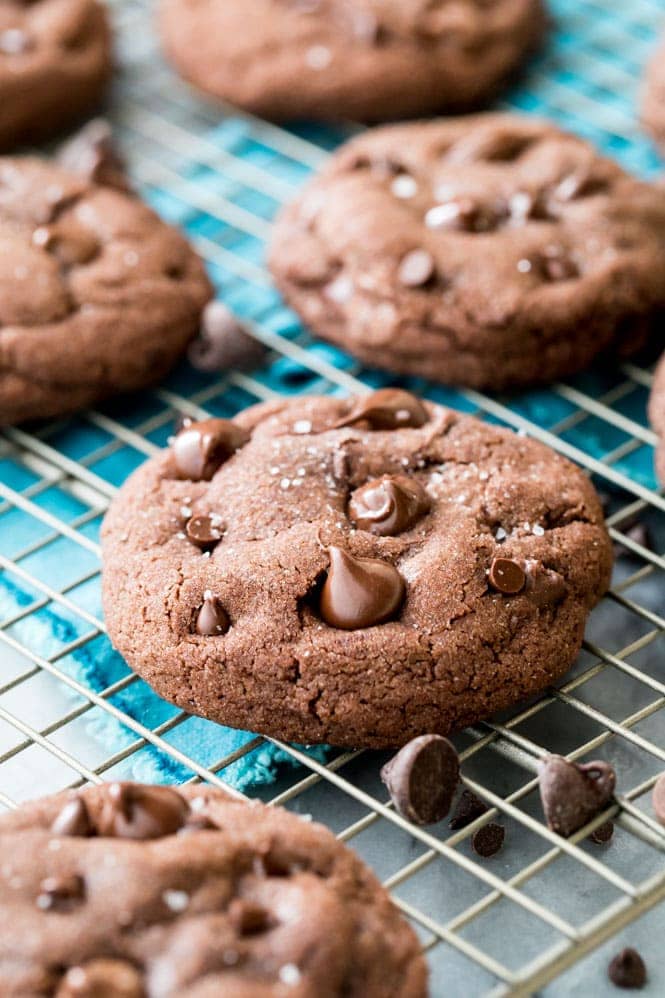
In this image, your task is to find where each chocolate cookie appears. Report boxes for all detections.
[648,352,665,485]
[101,389,612,749]
[0,781,427,996]
[0,156,212,425]
[0,0,112,149]
[159,0,545,123]
[269,114,665,391]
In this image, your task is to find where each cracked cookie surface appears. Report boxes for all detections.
[0,0,112,148]
[159,0,545,123]
[269,114,665,390]
[0,156,212,425]
[101,390,612,748]
[0,782,427,996]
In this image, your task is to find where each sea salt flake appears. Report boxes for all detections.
[532,524,545,536]
[293,420,312,434]
[305,45,331,69]
[279,964,301,986]
[391,174,417,199]
[163,889,189,912]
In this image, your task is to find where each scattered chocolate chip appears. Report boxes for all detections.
[608,948,647,989]
[36,874,85,912]
[589,820,614,845]
[397,249,435,287]
[348,475,430,536]
[522,559,567,607]
[228,898,271,935]
[449,789,488,830]
[195,593,230,636]
[185,513,224,549]
[472,822,505,858]
[652,772,665,826]
[319,546,405,630]
[50,796,93,837]
[56,959,144,998]
[614,521,653,558]
[488,557,526,595]
[538,755,616,837]
[333,388,429,430]
[188,302,267,373]
[172,418,250,481]
[96,783,190,840]
[0,28,33,55]
[57,119,131,193]
[380,734,459,826]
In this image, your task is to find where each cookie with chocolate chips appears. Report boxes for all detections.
[0,0,112,149]
[269,114,665,390]
[159,0,545,123]
[648,352,665,484]
[0,781,427,996]
[102,389,612,748]
[0,156,212,425]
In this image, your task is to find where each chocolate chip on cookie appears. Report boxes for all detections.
[320,546,405,629]
[57,119,131,193]
[381,734,459,826]
[102,392,612,749]
[159,0,546,123]
[270,114,665,390]
[0,156,212,425]
[538,755,616,837]
[0,783,428,996]
[0,0,112,149]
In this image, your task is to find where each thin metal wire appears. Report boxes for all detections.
[0,1,664,994]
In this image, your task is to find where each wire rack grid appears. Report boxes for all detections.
[1,0,665,995]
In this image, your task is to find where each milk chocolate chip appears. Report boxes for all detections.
[381,735,459,826]
[50,796,93,837]
[96,783,190,840]
[334,389,428,430]
[319,546,405,629]
[173,418,250,480]
[348,475,430,536]
[488,557,526,595]
[195,593,230,635]
[538,755,615,837]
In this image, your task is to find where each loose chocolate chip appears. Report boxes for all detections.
[522,559,567,607]
[652,772,665,826]
[380,734,459,826]
[348,475,430,536]
[472,822,505,858]
[319,546,405,630]
[96,783,190,840]
[188,301,267,373]
[57,119,131,193]
[334,388,429,430]
[185,513,224,549]
[56,959,144,998]
[589,820,614,845]
[195,593,230,636]
[449,789,488,830]
[50,796,93,837]
[0,28,33,55]
[228,898,271,935]
[37,874,85,912]
[608,948,647,989]
[538,755,616,837]
[173,418,250,481]
[488,557,526,595]
[614,521,653,558]
[398,249,435,288]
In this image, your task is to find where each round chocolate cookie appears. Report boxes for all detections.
[269,114,665,391]
[0,781,427,995]
[0,0,112,149]
[642,33,665,152]
[0,156,212,425]
[159,0,545,123]
[648,352,665,485]
[102,389,613,749]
